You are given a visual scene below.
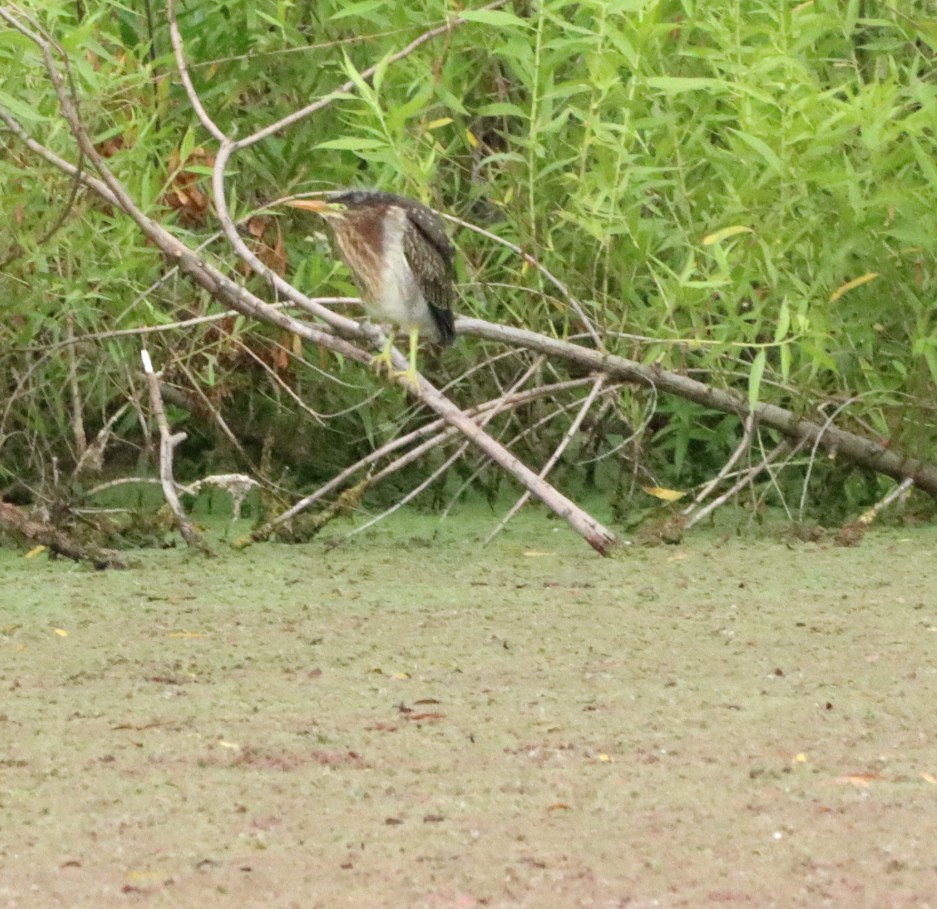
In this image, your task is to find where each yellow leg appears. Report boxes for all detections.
[392,326,421,391]
[370,335,395,376]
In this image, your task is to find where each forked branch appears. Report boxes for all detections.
[0,5,619,555]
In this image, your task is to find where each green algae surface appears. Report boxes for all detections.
[1,507,936,907]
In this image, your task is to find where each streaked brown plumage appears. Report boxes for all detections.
[288,191,456,381]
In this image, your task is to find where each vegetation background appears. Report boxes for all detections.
[2,0,936,526]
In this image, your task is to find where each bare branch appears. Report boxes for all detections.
[73,403,130,478]
[458,317,937,498]
[65,313,87,460]
[857,477,914,526]
[180,473,259,522]
[683,411,755,516]
[0,500,129,569]
[685,440,795,530]
[445,213,602,348]
[253,377,594,538]
[484,374,608,544]
[141,349,212,553]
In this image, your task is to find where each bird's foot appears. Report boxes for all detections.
[371,327,422,392]
[370,344,395,376]
[390,366,421,392]
[370,348,419,391]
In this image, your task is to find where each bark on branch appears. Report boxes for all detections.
[0,500,129,569]
[457,318,937,498]
[3,2,935,565]
[141,349,213,554]
[0,5,619,555]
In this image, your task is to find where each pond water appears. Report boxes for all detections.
[1,506,935,907]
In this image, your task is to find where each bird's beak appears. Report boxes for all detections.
[286,198,329,214]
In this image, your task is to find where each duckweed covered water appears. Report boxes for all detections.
[1,506,935,907]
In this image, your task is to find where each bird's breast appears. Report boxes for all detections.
[376,208,441,339]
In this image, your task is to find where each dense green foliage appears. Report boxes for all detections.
[1,0,935,515]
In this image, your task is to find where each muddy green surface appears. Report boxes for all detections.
[1,508,936,908]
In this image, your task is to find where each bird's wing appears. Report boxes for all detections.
[402,206,455,310]
[403,205,456,345]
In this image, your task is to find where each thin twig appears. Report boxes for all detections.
[14,299,355,354]
[444,213,602,348]
[484,374,608,544]
[65,313,87,459]
[0,146,85,269]
[444,382,623,517]
[73,403,129,478]
[344,443,466,542]
[857,476,915,526]
[339,354,552,542]
[683,411,755,516]
[179,473,259,522]
[253,377,592,538]
[797,394,867,522]
[685,441,793,530]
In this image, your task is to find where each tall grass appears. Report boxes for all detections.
[2,0,935,508]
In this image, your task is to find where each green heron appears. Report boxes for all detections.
[288,191,456,385]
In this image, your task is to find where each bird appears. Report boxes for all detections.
[287,190,456,387]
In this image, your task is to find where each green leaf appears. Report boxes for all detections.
[906,18,937,53]
[702,225,754,246]
[748,350,767,411]
[476,101,528,118]
[0,89,43,123]
[729,130,783,175]
[644,77,728,93]
[256,10,286,31]
[780,342,791,383]
[330,0,388,19]
[773,299,790,343]
[341,52,373,100]
[458,9,529,27]
[923,344,937,387]
[315,137,388,151]
[180,126,196,164]
[911,139,937,189]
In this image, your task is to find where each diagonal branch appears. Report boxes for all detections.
[485,374,607,544]
[1,6,619,555]
[457,318,937,498]
[160,2,620,554]
[252,377,592,539]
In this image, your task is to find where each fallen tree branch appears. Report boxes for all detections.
[1,6,618,554]
[457,318,937,498]
[857,476,915,526]
[683,411,755,516]
[0,500,128,569]
[4,3,936,559]
[179,473,260,522]
[342,350,552,543]
[684,440,798,530]
[252,376,593,539]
